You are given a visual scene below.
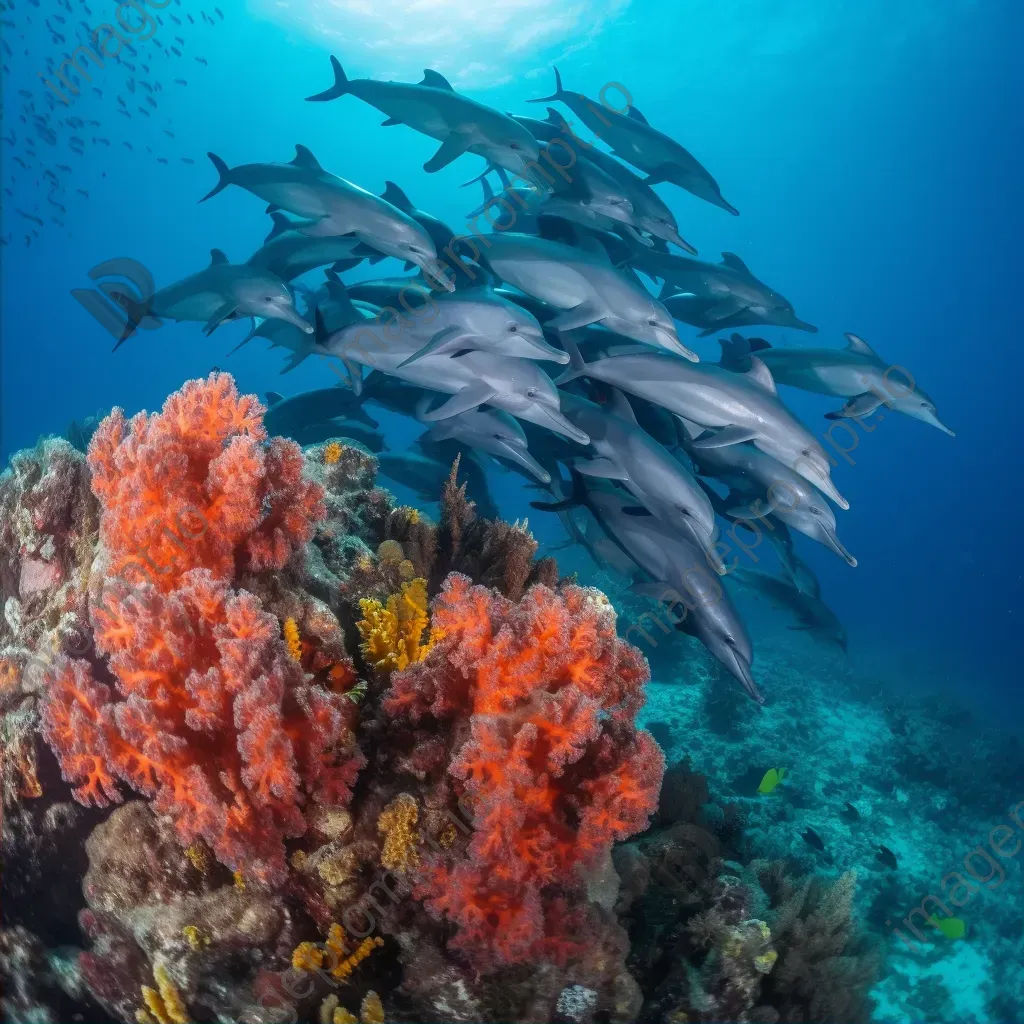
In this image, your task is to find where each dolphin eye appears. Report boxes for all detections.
[510,142,522,151]
[526,388,538,398]
[647,318,658,326]
[809,506,824,516]
[507,322,519,333]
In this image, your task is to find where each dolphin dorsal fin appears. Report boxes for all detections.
[380,180,413,212]
[844,332,878,357]
[545,106,571,131]
[606,387,638,424]
[209,248,229,265]
[290,144,323,171]
[264,211,293,243]
[420,69,454,91]
[265,391,283,406]
[720,252,752,275]
[626,106,649,125]
[744,356,778,395]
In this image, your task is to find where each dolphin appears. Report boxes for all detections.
[307,57,541,176]
[200,145,452,290]
[732,568,847,652]
[556,390,723,572]
[377,452,458,503]
[246,211,365,282]
[684,436,857,566]
[465,168,541,233]
[393,286,569,368]
[531,108,698,253]
[533,475,762,703]
[311,292,589,445]
[662,292,817,338]
[635,250,816,335]
[418,404,552,484]
[377,180,460,264]
[108,248,310,347]
[530,68,737,215]
[750,334,954,436]
[262,386,380,438]
[227,315,316,373]
[556,336,849,509]
[481,232,698,360]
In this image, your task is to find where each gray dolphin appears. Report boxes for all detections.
[530,68,737,215]
[684,437,857,567]
[751,334,954,436]
[108,248,310,347]
[557,390,723,572]
[246,211,365,282]
[532,475,761,703]
[732,568,847,652]
[532,108,697,253]
[262,386,380,436]
[557,336,849,509]
[482,232,698,360]
[636,250,816,335]
[419,404,552,484]
[394,285,569,368]
[311,293,589,445]
[227,316,316,373]
[201,145,452,290]
[378,181,459,262]
[307,57,541,176]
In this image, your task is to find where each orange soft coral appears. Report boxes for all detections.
[383,574,663,968]
[40,375,362,885]
[86,372,323,588]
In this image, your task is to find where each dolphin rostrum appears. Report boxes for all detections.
[530,68,737,215]
[533,475,762,703]
[201,145,452,290]
[307,57,541,177]
[556,336,849,509]
[750,334,954,436]
[482,232,698,360]
[108,248,310,347]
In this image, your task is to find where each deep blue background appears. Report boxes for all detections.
[2,0,1021,717]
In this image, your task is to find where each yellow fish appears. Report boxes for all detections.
[757,767,787,794]
[928,916,966,940]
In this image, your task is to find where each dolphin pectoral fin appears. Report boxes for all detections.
[642,164,675,186]
[227,319,262,355]
[279,350,311,374]
[381,117,402,127]
[424,132,473,173]
[703,296,750,322]
[546,300,603,333]
[419,382,498,421]
[657,279,677,301]
[202,301,238,335]
[395,325,470,368]
[570,456,630,481]
[690,425,758,450]
[825,392,883,421]
[342,358,364,396]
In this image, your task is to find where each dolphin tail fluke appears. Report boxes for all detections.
[199,152,231,203]
[306,55,350,102]
[529,66,566,103]
[529,469,586,512]
[227,319,262,355]
[280,349,311,374]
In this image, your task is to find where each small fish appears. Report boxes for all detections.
[137,106,150,117]
[215,6,223,16]
[117,108,130,118]
[123,59,135,71]
[876,845,898,870]
[123,141,133,150]
[117,95,126,107]
[16,207,43,225]
[186,12,193,23]
[173,78,186,85]
[840,802,860,823]
[174,34,183,43]
[194,55,207,65]
[757,767,787,795]
[77,187,88,197]
[126,77,135,92]
[170,13,180,23]
[18,87,30,96]
[170,46,181,56]
[801,827,825,853]
[57,163,70,171]
[94,136,109,146]
[13,154,27,168]
[928,916,965,941]
[145,95,156,107]
[180,156,194,164]
[157,156,167,164]
[139,80,152,92]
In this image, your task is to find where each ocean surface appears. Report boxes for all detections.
[2,2,1022,1021]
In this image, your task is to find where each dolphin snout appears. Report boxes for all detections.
[660,330,699,363]
[821,523,858,567]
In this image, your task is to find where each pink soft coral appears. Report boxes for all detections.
[384,574,663,968]
[40,375,361,885]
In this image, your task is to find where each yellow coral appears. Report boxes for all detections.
[181,925,208,951]
[334,1010,358,1024]
[356,578,436,672]
[324,441,343,465]
[183,843,209,874]
[140,965,190,1024]
[233,870,245,891]
[438,821,458,849]
[360,990,385,1024]
[330,936,384,981]
[292,941,325,972]
[283,617,302,662]
[378,794,420,872]
[401,506,420,525]
[754,950,778,973]
[397,559,416,580]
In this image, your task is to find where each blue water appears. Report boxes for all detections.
[3,2,1024,1020]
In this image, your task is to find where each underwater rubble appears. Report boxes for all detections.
[0,372,920,1024]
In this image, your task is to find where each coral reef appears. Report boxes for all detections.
[0,373,901,1024]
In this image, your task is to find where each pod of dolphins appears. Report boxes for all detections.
[109,56,955,705]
